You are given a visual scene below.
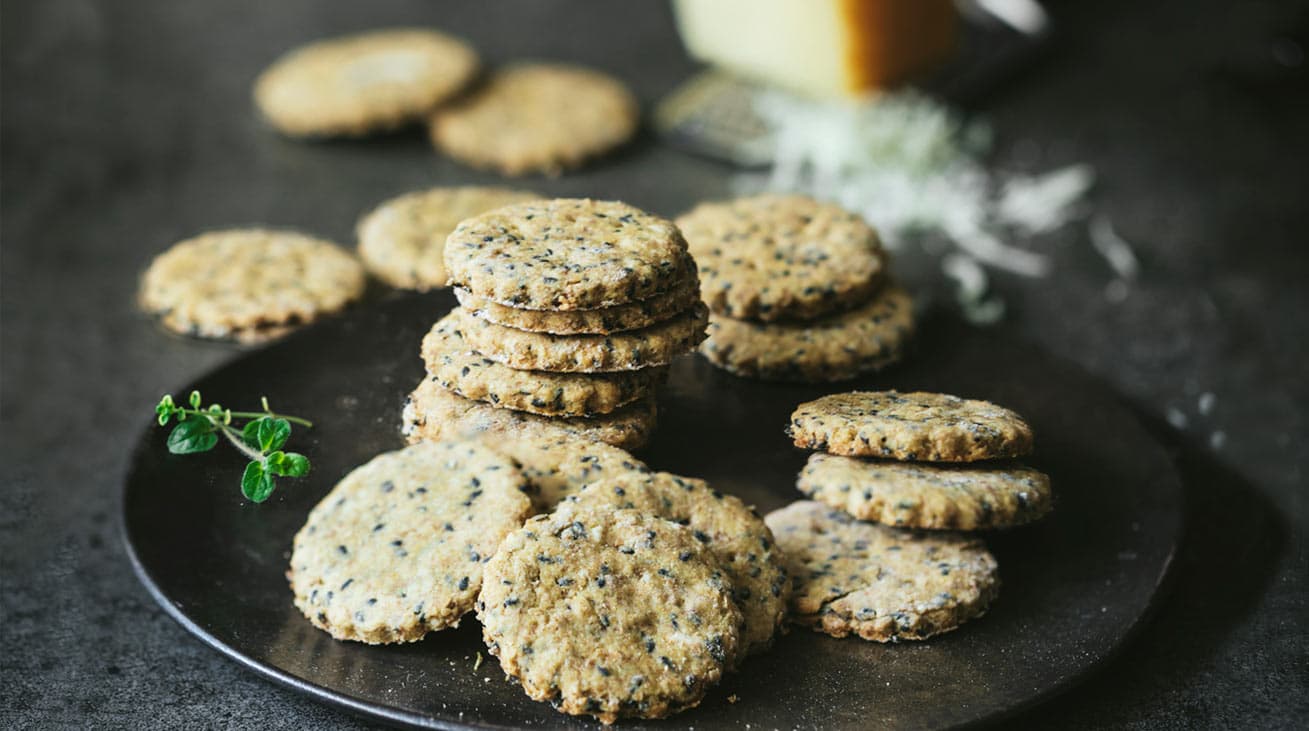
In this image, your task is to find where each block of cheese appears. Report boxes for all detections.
[672,0,958,98]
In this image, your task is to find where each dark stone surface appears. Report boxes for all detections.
[2,0,1305,728]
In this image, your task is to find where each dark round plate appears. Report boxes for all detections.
[122,291,1180,730]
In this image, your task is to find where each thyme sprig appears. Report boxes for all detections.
[155,391,312,502]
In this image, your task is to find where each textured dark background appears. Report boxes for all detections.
[2,0,1306,728]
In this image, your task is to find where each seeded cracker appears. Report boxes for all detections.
[430,63,639,176]
[288,441,533,644]
[255,28,479,137]
[139,228,365,343]
[421,312,663,417]
[453,274,702,335]
[357,187,541,290]
[452,303,708,373]
[677,194,886,322]
[765,501,999,642]
[701,284,913,382]
[558,472,789,663]
[476,432,652,512]
[402,376,657,451]
[789,391,1034,461]
[478,509,741,723]
[444,199,690,311]
[798,454,1053,530]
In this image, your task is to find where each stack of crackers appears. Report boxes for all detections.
[402,198,708,451]
[677,194,914,382]
[767,390,1054,641]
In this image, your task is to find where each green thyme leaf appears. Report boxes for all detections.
[241,461,277,502]
[243,417,291,453]
[280,452,310,477]
[266,450,310,477]
[167,415,218,454]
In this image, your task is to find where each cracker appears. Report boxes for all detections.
[789,390,1034,461]
[288,441,533,643]
[558,472,789,662]
[478,509,740,723]
[475,432,651,512]
[765,501,999,642]
[421,312,662,417]
[139,228,365,343]
[429,63,638,176]
[444,198,689,310]
[677,194,885,321]
[798,454,1053,530]
[453,303,707,373]
[453,275,701,335]
[700,284,912,382]
[255,28,479,137]
[402,376,657,451]
[357,187,540,290]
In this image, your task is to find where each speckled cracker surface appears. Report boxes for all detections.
[421,312,661,416]
[444,199,689,310]
[798,454,1053,530]
[429,63,638,176]
[676,194,886,322]
[402,376,656,451]
[255,28,479,137]
[454,275,701,335]
[789,390,1034,461]
[765,501,999,642]
[288,441,533,644]
[452,303,707,373]
[357,187,540,290]
[139,228,365,343]
[558,472,789,663]
[700,284,913,382]
[477,433,651,512]
[478,509,741,723]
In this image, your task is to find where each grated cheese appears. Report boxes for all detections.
[739,89,1100,320]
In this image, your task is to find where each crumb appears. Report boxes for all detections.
[1165,407,1188,429]
[727,694,739,704]
[1209,430,1227,450]
[473,651,483,672]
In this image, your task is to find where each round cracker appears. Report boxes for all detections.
[288,441,533,643]
[478,508,741,723]
[453,303,707,373]
[677,194,885,321]
[700,284,912,382]
[443,198,689,310]
[421,312,662,417]
[765,501,999,642]
[452,274,701,335]
[357,187,540,290]
[558,472,789,662]
[789,390,1034,461]
[798,454,1053,530]
[429,63,638,176]
[402,376,657,451]
[255,28,479,137]
[139,228,365,343]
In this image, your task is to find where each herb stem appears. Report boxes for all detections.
[217,422,266,462]
[171,406,314,428]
